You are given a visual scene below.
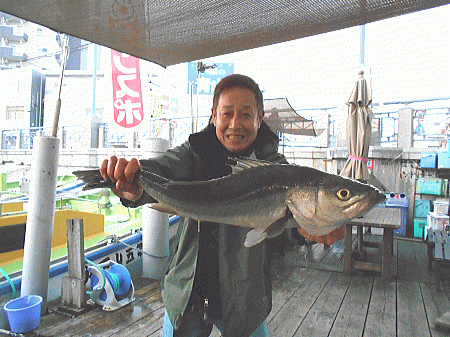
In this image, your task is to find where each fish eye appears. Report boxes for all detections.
[337,189,351,201]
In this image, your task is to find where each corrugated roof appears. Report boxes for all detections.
[1,1,449,67]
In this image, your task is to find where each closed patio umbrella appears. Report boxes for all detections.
[340,70,373,181]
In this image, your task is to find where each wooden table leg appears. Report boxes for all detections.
[436,260,442,291]
[382,228,394,280]
[357,226,363,251]
[427,242,434,269]
[344,224,352,276]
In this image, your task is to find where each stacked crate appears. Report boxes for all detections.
[427,200,450,232]
[416,152,449,238]
[414,200,432,238]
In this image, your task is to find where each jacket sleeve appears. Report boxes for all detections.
[121,141,197,208]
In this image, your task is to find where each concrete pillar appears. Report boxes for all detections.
[317,114,331,148]
[90,119,100,148]
[16,130,21,149]
[370,117,381,146]
[397,107,414,148]
[142,138,170,279]
[98,124,105,148]
[21,136,60,313]
[335,107,348,148]
[127,132,136,148]
[81,117,101,148]
[58,127,64,149]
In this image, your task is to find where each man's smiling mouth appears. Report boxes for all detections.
[227,135,244,140]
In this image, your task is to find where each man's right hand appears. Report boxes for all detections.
[99,155,144,202]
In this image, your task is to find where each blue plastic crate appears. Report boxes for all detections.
[385,204,407,237]
[420,152,437,168]
[438,151,450,168]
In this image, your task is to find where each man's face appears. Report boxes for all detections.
[212,87,264,152]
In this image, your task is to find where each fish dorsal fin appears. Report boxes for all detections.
[227,156,278,174]
[150,203,179,215]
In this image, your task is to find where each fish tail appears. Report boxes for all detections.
[73,169,114,190]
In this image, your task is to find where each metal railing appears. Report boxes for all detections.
[2,107,450,151]
[0,192,110,217]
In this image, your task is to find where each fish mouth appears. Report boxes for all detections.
[343,189,385,214]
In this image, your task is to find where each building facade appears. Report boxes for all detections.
[0,11,182,150]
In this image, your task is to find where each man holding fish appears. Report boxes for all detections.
[88,74,384,337]
[99,74,280,336]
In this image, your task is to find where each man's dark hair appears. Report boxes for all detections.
[212,74,264,115]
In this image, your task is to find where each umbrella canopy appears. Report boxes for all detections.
[340,70,373,181]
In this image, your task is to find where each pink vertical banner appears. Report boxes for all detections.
[111,49,144,128]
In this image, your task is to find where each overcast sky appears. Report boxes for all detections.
[166,3,450,116]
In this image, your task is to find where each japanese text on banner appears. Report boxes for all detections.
[111,50,144,128]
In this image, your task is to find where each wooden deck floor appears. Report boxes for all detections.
[15,234,450,337]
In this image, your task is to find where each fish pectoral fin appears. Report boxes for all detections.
[150,203,179,215]
[265,216,291,238]
[245,228,267,248]
[244,212,292,247]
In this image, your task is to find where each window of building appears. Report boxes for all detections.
[12,45,23,56]
[37,48,48,55]
[6,106,25,120]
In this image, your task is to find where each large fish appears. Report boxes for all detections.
[73,157,385,247]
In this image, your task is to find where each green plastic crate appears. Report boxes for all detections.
[417,178,447,196]
[414,218,427,239]
[414,199,432,218]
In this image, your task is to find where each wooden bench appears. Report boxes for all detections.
[426,228,450,291]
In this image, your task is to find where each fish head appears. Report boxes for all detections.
[287,174,385,236]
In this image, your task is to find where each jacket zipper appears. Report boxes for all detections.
[203,298,209,321]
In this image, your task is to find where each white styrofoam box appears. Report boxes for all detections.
[433,200,449,215]
[427,211,450,230]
